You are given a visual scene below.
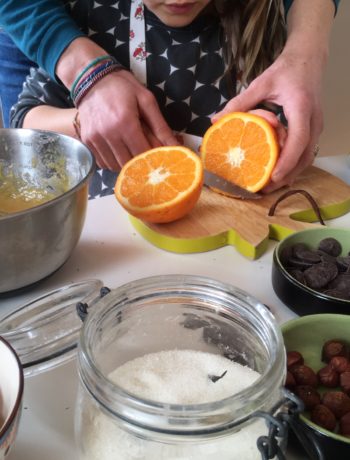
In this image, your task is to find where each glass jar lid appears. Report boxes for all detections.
[0,279,103,377]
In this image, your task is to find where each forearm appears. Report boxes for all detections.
[23,106,77,138]
[284,0,335,69]
[55,37,109,89]
[0,0,84,79]
[284,0,340,16]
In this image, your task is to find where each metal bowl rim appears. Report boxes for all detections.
[0,129,95,221]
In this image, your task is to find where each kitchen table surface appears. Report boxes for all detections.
[3,155,350,460]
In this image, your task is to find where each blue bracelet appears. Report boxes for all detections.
[70,54,112,99]
[72,60,116,101]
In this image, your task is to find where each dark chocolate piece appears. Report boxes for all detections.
[304,262,338,289]
[318,237,342,257]
[336,256,350,272]
[287,269,306,285]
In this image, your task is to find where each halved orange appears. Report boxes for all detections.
[201,112,279,193]
[114,146,203,223]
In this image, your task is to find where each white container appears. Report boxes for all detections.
[0,336,23,459]
[75,275,287,460]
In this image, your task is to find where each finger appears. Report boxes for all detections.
[306,107,324,165]
[261,181,288,194]
[249,109,287,152]
[138,92,180,146]
[175,133,184,144]
[81,135,111,170]
[263,158,309,194]
[275,123,288,149]
[263,169,300,194]
[105,137,134,168]
[119,116,154,155]
[263,140,316,194]
[142,122,163,148]
[271,106,312,183]
[249,109,280,128]
[85,129,130,171]
[78,108,125,170]
[212,82,267,122]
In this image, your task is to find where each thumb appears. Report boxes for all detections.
[212,85,264,123]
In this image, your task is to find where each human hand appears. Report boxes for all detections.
[77,69,180,170]
[248,108,287,144]
[213,50,324,193]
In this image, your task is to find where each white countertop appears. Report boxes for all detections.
[3,155,350,460]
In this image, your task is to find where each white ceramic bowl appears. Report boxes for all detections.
[0,336,24,459]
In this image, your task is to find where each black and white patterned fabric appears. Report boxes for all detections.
[11,0,236,199]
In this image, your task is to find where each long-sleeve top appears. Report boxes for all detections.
[11,3,233,139]
[0,1,340,80]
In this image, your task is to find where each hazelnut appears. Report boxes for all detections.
[339,412,350,438]
[311,404,337,432]
[317,365,339,388]
[290,365,318,387]
[285,370,296,389]
[340,372,350,395]
[287,351,304,370]
[322,391,350,419]
[329,356,350,373]
[322,340,348,363]
[294,385,321,410]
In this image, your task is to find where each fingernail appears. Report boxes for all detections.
[165,138,180,146]
[271,172,281,182]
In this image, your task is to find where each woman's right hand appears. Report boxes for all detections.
[77,69,180,170]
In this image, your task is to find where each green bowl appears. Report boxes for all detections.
[272,227,350,316]
[282,314,350,459]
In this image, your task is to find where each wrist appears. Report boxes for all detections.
[281,38,329,72]
[55,37,108,89]
[284,0,334,71]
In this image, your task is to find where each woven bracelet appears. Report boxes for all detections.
[70,54,111,99]
[72,59,117,101]
[73,63,119,106]
[73,63,121,107]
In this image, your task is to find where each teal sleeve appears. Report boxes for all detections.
[284,0,340,15]
[0,0,84,80]
[0,0,341,79]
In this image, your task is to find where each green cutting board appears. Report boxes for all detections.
[130,165,350,259]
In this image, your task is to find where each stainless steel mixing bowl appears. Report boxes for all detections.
[0,129,95,293]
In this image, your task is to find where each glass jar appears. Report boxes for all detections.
[75,275,287,460]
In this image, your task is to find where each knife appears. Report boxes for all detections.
[180,132,262,200]
[203,169,262,200]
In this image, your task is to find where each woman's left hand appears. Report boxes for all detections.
[213,49,325,193]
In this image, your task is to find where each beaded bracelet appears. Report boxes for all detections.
[72,60,115,101]
[73,63,121,107]
[70,54,111,100]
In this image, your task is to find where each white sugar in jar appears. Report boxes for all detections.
[80,350,265,459]
[75,275,287,459]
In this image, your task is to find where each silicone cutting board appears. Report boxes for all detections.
[130,166,350,259]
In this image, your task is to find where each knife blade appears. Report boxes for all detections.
[203,170,262,200]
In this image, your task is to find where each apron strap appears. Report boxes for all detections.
[128,1,202,148]
[129,1,147,85]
